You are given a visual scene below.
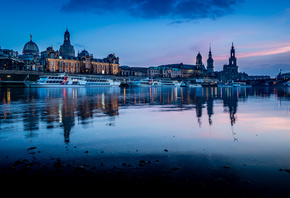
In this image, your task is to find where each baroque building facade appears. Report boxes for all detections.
[40,29,119,75]
[147,66,182,78]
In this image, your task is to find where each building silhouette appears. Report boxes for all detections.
[207,44,214,75]
[59,29,75,57]
[220,43,247,82]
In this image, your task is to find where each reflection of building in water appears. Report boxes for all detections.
[23,98,40,133]
[2,87,278,142]
[207,97,214,125]
[195,97,203,127]
[120,87,249,128]
[220,88,241,142]
[40,89,119,143]
[221,88,238,126]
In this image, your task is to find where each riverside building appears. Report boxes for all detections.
[40,29,119,75]
[0,29,119,75]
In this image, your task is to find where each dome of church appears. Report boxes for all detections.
[79,49,89,57]
[59,44,75,57]
[59,29,75,57]
[23,40,39,56]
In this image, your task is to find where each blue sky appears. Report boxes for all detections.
[1,0,290,76]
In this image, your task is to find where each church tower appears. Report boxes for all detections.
[64,29,71,44]
[229,42,237,67]
[207,44,214,74]
[221,42,239,82]
[59,28,75,57]
[196,52,203,68]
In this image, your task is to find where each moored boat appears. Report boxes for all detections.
[133,78,161,87]
[190,84,202,88]
[25,74,117,88]
[283,81,290,87]
[159,80,180,86]
[218,83,233,88]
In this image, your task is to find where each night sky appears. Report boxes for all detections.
[1,0,290,76]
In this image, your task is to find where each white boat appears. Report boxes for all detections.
[232,82,241,87]
[218,82,251,88]
[180,81,202,88]
[111,81,121,86]
[284,81,290,87]
[239,82,252,87]
[133,79,160,87]
[25,74,117,88]
[218,83,233,88]
[189,84,202,88]
[159,80,180,86]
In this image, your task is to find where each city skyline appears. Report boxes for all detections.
[1,0,290,77]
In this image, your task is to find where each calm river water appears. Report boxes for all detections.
[0,86,290,195]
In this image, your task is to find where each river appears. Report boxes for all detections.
[0,86,290,196]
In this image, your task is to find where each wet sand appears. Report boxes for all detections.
[0,147,289,197]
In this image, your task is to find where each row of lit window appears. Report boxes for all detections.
[86,83,110,85]
[48,77,65,79]
[46,81,62,84]
[87,80,109,82]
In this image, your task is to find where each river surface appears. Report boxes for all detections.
[0,86,290,195]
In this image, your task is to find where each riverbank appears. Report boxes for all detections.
[1,147,289,197]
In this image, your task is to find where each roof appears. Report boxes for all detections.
[23,40,39,55]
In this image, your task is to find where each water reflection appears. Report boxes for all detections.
[0,87,290,143]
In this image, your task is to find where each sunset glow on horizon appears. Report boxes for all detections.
[1,0,290,76]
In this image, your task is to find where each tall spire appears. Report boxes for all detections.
[30,34,32,41]
[229,42,237,66]
[207,43,214,74]
[208,43,212,58]
[230,42,235,58]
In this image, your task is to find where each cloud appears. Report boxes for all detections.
[61,0,242,21]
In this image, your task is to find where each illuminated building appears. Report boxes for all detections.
[18,35,42,71]
[40,29,119,75]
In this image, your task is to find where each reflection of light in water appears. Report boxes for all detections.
[59,99,63,123]
[102,93,105,109]
[123,88,126,103]
[7,88,11,103]
[180,87,183,101]
[174,87,177,100]
[73,88,77,98]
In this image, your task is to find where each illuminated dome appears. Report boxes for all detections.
[23,36,39,56]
